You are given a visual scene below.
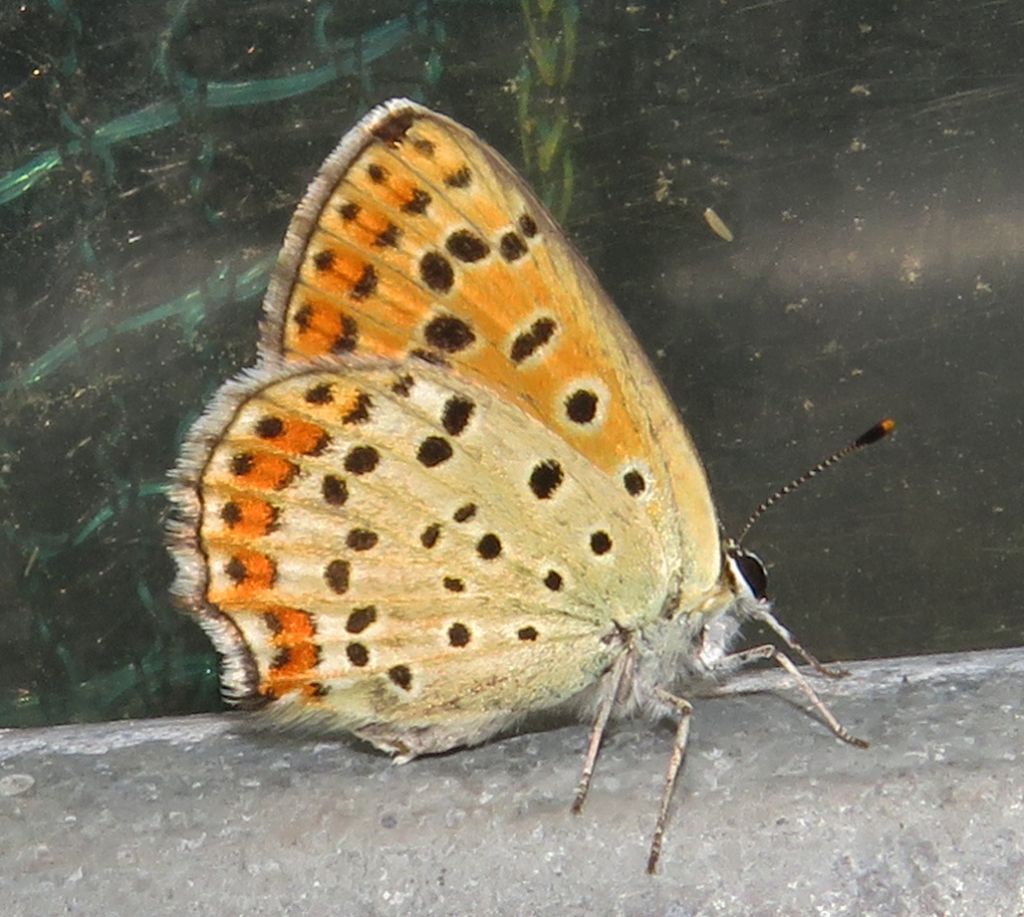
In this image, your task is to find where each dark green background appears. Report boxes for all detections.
[2,0,1021,727]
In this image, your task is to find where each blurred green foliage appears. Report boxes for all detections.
[0,0,451,726]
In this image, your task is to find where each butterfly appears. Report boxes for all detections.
[168,98,893,873]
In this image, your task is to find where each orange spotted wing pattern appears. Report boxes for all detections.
[169,98,728,805]
[171,99,727,739]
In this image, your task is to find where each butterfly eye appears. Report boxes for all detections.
[729,547,768,600]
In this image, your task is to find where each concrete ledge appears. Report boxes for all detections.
[2,649,1022,915]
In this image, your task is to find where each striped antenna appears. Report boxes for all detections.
[736,418,896,545]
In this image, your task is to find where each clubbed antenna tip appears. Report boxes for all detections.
[856,417,896,447]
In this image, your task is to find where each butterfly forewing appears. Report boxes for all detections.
[260,101,721,598]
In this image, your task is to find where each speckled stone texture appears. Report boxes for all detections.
[2,649,1022,916]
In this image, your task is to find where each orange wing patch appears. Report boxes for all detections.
[249,413,330,457]
[226,451,298,491]
[261,606,322,699]
[210,547,277,604]
[218,496,279,539]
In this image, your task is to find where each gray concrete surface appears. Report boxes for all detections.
[1,648,1022,917]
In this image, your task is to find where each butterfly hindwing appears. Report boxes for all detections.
[171,357,665,753]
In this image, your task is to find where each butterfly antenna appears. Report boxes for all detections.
[736,418,896,545]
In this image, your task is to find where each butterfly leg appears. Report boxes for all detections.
[646,688,693,875]
[750,606,849,677]
[571,650,632,815]
[720,643,868,749]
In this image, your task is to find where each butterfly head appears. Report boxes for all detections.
[723,540,769,604]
